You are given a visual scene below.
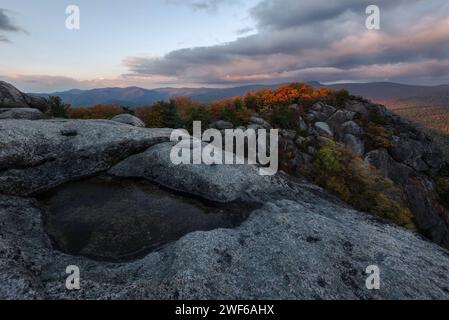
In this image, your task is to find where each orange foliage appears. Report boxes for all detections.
[69,104,126,119]
[209,98,234,120]
[171,96,201,120]
[241,83,341,113]
[68,83,349,130]
[135,105,164,128]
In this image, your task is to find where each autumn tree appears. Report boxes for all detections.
[135,105,164,128]
[69,104,125,119]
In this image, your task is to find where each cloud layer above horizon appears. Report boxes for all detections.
[2,0,449,92]
[125,0,449,86]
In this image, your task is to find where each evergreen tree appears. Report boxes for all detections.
[162,100,184,128]
[47,96,71,118]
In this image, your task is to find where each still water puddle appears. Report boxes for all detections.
[38,176,256,262]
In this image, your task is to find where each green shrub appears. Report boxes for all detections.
[367,106,388,125]
[299,139,415,229]
[365,122,394,150]
[47,96,70,118]
[328,89,351,109]
[314,139,345,174]
[233,98,244,110]
[268,106,298,129]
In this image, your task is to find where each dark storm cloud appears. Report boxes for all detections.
[166,0,237,11]
[0,9,21,31]
[125,0,449,85]
[0,8,25,42]
[250,0,423,30]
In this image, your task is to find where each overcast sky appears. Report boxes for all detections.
[1,0,449,92]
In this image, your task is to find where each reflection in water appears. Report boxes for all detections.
[39,176,255,262]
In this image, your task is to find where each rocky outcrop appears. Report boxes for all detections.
[210,120,234,130]
[0,119,171,196]
[1,104,449,299]
[1,128,449,299]
[306,102,336,122]
[249,116,272,130]
[0,81,48,112]
[0,108,46,120]
[364,149,413,185]
[404,177,449,246]
[274,97,449,248]
[111,114,145,127]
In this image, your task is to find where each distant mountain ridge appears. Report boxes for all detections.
[36,83,307,108]
[328,82,449,109]
[41,87,167,108]
[36,81,449,108]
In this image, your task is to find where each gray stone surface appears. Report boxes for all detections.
[314,122,333,137]
[342,121,364,137]
[249,116,272,129]
[111,114,145,127]
[110,142,271,203]
[1,190,449,299]
[298,116,308,132]
[0,81,48,112]
[342,134,365,156]
[210,120,234,130]
[0,119,172,196]
[0,108,46,120]
[364,149,413,185]
[346,101,368,118]
[307,103,336,122]
[327,110,356,137]
[403,177,449,247]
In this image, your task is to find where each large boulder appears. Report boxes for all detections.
[314,122,333,137]
[298,116,308,132]
[109,142,271,203]
[111,114,145,127]
[327,110,356,132]
[403,177,449,247]
[345,100,369,119]
[389,136,436,173]
[210,120,234,130]
[0,119,171,196]
[249,116,272,130]
[342,121,364,137]
[309,102,336,121]
[0,81,48,112]
[390,138,427,163]
[364,149,413,185]
[342,134,364,156]
[0,108,46,120]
